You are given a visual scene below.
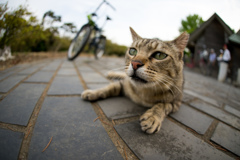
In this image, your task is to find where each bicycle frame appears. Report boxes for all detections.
[67,0,115,60]
[86,0,114,51]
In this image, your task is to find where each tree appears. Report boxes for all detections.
[41,10,61,26]
[179,14,204,34]
[0,3,69,52]
[60,23,77,34]
[0,3,37,50]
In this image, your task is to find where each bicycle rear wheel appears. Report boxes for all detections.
[68,24,91,61]
[94,36,106,59]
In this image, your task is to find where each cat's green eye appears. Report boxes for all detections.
[129,48,137,56]
[152,52,168,60]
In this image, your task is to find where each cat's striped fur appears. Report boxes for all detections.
[81,27,189,134]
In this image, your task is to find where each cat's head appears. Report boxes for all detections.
[125,27,189,89]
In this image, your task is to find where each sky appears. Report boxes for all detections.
[3,0,240,46]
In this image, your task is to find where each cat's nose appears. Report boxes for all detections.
[131,60,143,70]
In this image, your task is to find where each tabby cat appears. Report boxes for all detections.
[81,27,189,134]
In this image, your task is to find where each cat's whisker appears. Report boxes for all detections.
[153,76,175,96]
[158,80,175,97]
[155,75,182,95]
[107,66,126,72]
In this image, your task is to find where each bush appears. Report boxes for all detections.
[105,40,127,57]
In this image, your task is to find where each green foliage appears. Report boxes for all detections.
[60,23,77,33]
[0,2,125,56]
[0,2,71,52]
[41,10,61,26]
[105,40,127,57]
[179,14,204,34]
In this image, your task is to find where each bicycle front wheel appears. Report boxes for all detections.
[68,24,91,61]
[94,36,106,59]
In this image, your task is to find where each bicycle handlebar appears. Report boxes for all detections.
[94,0,116,13]
[105,0,116,11]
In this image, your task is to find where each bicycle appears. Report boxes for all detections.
[67,0,115,61]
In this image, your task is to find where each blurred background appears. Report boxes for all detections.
[1,0,240,84]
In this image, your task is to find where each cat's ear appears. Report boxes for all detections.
[130,27,142,41]
[172,32,189,59]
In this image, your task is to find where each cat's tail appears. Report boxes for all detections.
[107,71,127,80]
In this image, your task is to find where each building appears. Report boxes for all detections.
[187,13,240,83]
[229,30,240,84]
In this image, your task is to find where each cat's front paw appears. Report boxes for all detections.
[139,111,162,134]
[81,90,99,101]
[81,89,107,101]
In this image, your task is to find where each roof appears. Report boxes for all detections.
[229,30,240,45]
[188,13,233,44]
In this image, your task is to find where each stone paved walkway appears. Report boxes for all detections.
[0,56,239,160]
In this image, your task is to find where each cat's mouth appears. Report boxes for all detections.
[130,74,148,83]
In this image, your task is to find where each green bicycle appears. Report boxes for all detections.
[67,0,115,60]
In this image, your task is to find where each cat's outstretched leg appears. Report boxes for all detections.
[107,71,127,80]
[139,101,181,134]
[81,82,122,101]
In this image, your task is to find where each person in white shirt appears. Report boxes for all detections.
[217,45,231,82]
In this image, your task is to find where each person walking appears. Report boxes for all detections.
[217,44,231,82]
[207,49,216,76]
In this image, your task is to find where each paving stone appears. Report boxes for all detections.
[17,66,41,75]
[182,92,196,102]
[57,68,77,76]
[190,100,240,130]
[48,76,84,95]
[41,62,61,71]
[0,64,27,75]
[170,104,213,134]
[224,105,240,118]
[25,71,54,83]
[211,123,240,156]
[184,89,222,107]
[28,97,122,160]
[97,97,146,120]
[228,99,240,111]
[0,75,26,93]
[61,61,75,68]
[98,69,113,76]
[86,83,109,89]
[77,65,96,72]
[80,72,109,83]
[0,71,15,81]
[115,120,233,160]
[0,128,24,160]
[0,83,46,126]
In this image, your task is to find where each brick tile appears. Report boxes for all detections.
[0,128,24,160]
[0,83,46,126]
[25,71,54,83]
[0,75,26,93]
[61,61,74,68]
[28,97,122,159]
[190,100,240,130]
[170,104,213,134]
[57,68,77,76]
[77,66,95,72]
[224,105,240,118]
[86,83,109,90]
[97,97,146,120]
[80,72,109,84]
[115,120,233,160]
[41,61,61,71]
[184,89,222,107]
[17,66,41,75]
[48,76,84,95]
[211,123,240,156]
[182,92,196,103]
